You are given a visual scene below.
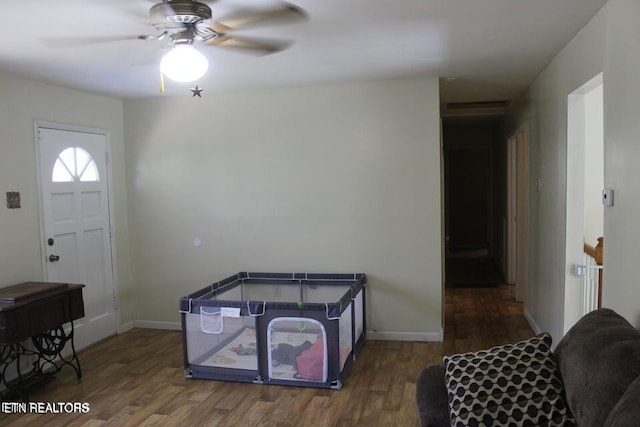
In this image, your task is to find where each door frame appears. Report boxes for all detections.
[506,134,517,285]
[515,124,529,303]
[34,121,121,336]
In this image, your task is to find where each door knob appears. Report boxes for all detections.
[49,254,60,262]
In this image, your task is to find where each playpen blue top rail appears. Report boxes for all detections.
[179,272,366,318]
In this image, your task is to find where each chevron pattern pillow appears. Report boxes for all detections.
[443,333,575,427]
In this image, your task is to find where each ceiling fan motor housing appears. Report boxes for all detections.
[150,0,213,30]
[145,0,304,53]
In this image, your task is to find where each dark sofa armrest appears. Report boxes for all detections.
[554,308,640,426]
[415,364,450,427]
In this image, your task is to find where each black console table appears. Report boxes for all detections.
[0,282,85,400]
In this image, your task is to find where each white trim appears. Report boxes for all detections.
[134,320,181,330]
[366,330,443,342]
[524,308,542,335]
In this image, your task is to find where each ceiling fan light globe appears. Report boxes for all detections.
[160,45,208,83]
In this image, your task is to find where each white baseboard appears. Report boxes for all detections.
[118,321,134,334]
[524,308,542,335]
[366,330,443,342]
[134,320,181,330]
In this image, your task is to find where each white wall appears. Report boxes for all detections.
[509,0,640,339]
[0,72,134,328]
[601,0,640,327]
[123,77,443,339]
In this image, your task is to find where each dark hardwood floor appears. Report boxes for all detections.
[0,285,533,426]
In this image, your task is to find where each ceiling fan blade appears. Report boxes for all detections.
[205,35,292,54]
[212,2,307,33]
[41,35,153,48]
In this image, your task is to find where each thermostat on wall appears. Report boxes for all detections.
[602,188,614,206]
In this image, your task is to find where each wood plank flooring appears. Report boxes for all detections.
[0,285,533,426]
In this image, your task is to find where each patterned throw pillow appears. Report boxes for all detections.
[443,333,575,427]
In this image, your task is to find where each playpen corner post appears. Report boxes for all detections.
[254,309,267,384]
[362,286,367,341]
[180,310,192,377]
[331,316,341,383]
[350,298,357,360]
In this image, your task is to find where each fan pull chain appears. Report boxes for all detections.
[160,72,165,93]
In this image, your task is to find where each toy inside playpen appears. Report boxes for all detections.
[180,272,366,389]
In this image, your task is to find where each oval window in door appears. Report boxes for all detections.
[52,147,100,183]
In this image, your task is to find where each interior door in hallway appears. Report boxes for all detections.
[37,126,118,349]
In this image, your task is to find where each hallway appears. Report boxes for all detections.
[444,284,533,355]
[444,252,530,353]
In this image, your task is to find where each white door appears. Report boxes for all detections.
[37,126,118,349]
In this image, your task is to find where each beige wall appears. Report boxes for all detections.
[507,0,640,339]
[123,77,443,339]
[602,0,640,327]
[0,72,134,328]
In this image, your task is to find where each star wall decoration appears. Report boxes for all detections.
[190,85,203,97]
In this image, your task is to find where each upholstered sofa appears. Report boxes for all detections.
[415,308,640,426]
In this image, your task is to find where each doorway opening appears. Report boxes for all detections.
[564,74,604,333]
[443,119,505,290]
[441,116,530,350]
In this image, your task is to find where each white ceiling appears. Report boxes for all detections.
[0,0,608,108]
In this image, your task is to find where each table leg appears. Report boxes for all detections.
[31,321,82,379]
[0,321,82,401]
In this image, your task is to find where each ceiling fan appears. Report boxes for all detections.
[138,0,307,84]
[140,0,307,54]
[44,1,307,89]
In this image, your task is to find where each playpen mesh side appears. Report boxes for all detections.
[236,282,301,302]
[339,302,353,370]
[185,309,258,371]
[302,284,348,303]
[354,290,364,340]
[337,287,364,371]
[267,318,327,383]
